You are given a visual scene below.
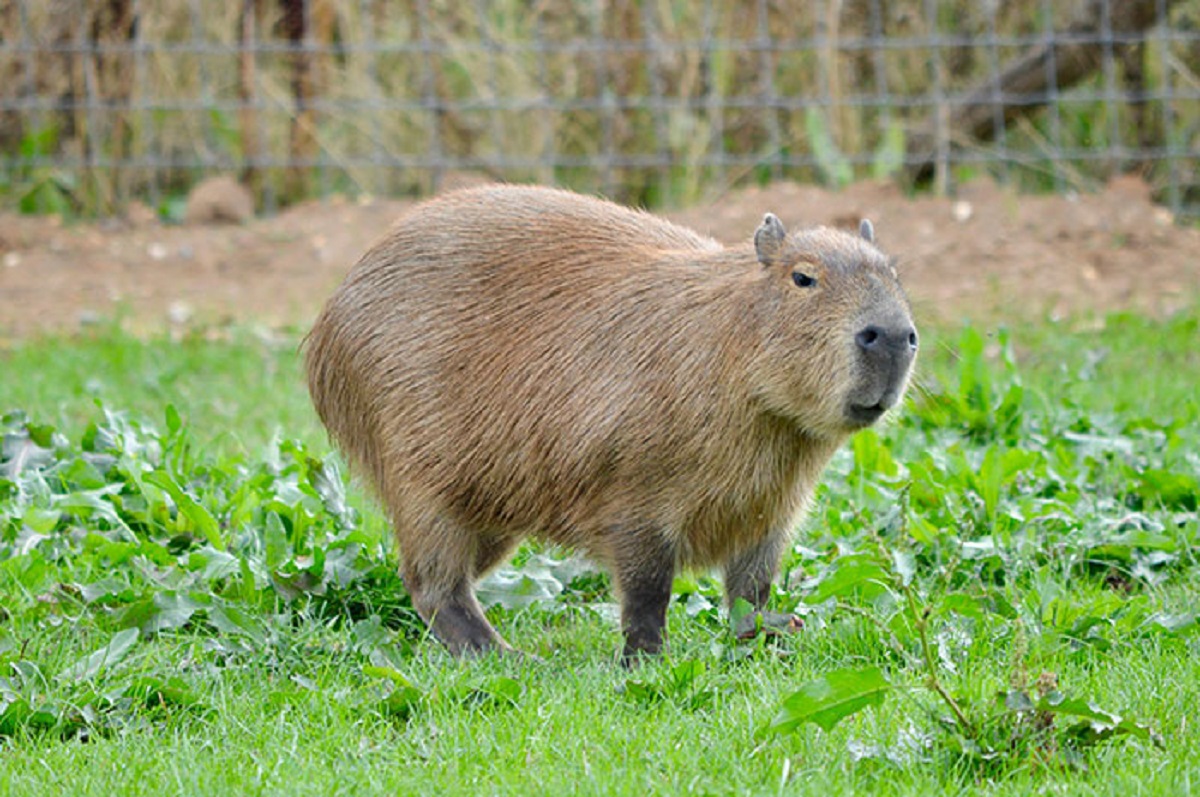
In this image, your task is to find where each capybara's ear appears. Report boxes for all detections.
[754,213,787,265]
[859,218,875,244]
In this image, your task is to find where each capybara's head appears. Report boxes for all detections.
[749,213,916,438]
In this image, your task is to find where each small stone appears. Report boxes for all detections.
[167,300,193,325]
[952,200,973,222]
[148,242,169,260]
[3,252,18,268]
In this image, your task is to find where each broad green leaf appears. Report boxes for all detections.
[0,697,60,736]
[55,628,139,682]
[123,675,207,713]
[380,685,422,719]
[209,604,267,647]
[477,565,563,609]
[145,471,222,548]
[11,660,47,689]
[263,510,289,570]
[729,597,755,629]
[977,445,1004,528]
[1034,693,1117,725]
[804,557,890,604]
[1033,693,1164,750]
[668,659,705,689]
[363,665,416,687]
[624,659,713,709]
[1,432,56,479]
[350,616,391,654]
[905,511,943,544]
[307,456,353,525]
[471,676,522,707]
[1147,612,1197,636]
[53,486,124,526]
[237,556,259,603]
[164,404,182,436]
[189,546,240,582]
[1137,468,1199,511]
[20,506,61,534]
[1002,689,1036,711]
[119,592,201,634]
[763,666,891,735]
[323,543,367,587]
[79,577,135,604]
[364,666,423,720]
[271,568,325,601]
[891,550,916,586]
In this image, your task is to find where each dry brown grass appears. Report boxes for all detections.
[1,0,1195,213]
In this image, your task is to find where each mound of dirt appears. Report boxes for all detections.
[0,176,1196,339]
[183,176,256,226]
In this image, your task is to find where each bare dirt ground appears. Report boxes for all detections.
[1,175,1197,341]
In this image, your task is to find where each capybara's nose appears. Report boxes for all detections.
[856,324,918,357]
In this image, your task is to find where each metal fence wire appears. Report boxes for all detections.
[1,0,1197,217]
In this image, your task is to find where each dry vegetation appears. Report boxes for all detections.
[1,0,1198,213]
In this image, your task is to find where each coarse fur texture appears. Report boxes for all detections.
[304,184,917,662]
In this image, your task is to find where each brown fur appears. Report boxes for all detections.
[304,184,916,661]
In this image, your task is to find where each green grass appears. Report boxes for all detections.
[1,308,1198,795]
[0,327,320,457]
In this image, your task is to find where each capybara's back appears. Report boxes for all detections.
[305,184,917,661]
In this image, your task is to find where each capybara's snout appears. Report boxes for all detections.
[845,314,917,427]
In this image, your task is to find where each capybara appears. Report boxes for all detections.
[304,184,917,662]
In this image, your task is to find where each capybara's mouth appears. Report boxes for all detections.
[845,401,889,427]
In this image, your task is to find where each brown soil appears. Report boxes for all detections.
[1,175,1197,340]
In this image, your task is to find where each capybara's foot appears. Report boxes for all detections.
[734,610,805,640]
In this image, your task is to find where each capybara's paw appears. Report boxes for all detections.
[734,610,805,640]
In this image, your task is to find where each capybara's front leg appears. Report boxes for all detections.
[614,532,677,665]
[724,530,803,639]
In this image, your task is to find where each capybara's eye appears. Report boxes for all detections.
[792,271,817,288]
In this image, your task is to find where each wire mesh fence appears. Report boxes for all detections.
[1,0,1197,217]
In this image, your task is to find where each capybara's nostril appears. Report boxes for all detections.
[857,324,917,355]
[856,325,881,351]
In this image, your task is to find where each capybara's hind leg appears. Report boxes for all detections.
[723,531,803,639]
[473,532,520,578]
[409,576,510,656]
[400,515,510,656]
